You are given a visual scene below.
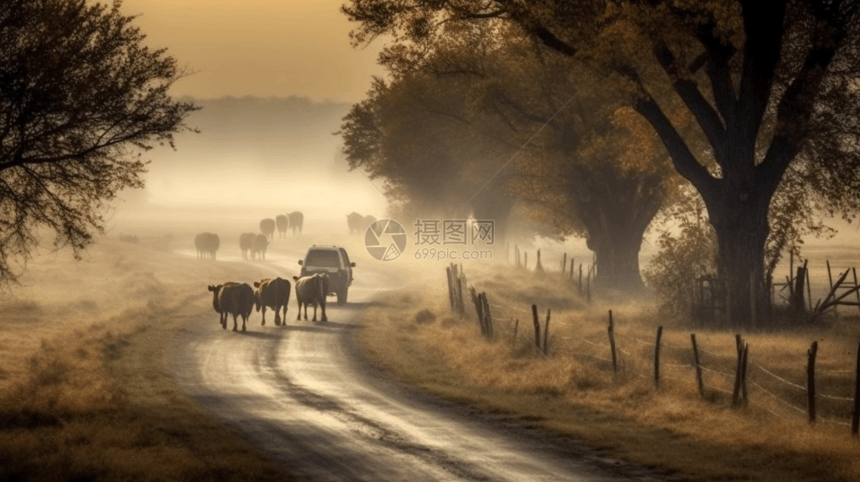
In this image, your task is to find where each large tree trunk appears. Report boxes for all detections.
[569,164,664,294]
[702,180,771,328]
[586,221,650,293]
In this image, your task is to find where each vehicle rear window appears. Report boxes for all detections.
[305,250,340,268]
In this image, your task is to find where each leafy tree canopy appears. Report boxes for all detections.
[0,0,198,283]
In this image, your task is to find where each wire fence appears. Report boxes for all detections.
[448,264,860,437]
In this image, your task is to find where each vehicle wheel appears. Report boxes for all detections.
[337,287,348,305]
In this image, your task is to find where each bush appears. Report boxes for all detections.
[643,198,716,317]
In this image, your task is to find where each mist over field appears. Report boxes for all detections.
[6,1,860,481]
[111,96,388,236]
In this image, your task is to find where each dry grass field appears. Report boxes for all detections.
[0,235,292,481]
[356,259,860,482]
[2,225,858,481]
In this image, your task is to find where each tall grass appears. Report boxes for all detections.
[357,262,860,482]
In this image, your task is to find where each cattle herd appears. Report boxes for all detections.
[194,211,304,261]
[207,273,329,332]
[194,232,220,259]
[346,212,377,235]
[200,210,367,331]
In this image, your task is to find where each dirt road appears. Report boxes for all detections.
[169,250,666,481]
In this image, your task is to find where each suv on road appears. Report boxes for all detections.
[298,245,355,305]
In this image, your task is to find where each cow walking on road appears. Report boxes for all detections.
[254,277,291,326]
[293,273,328,322]
[251,234,269,260]
[239,233,255,259]
[276,215,289,238]
[208,282,238,327]
[288,211,303,235]
[208,282,254,331]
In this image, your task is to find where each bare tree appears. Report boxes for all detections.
[0,0,198,283]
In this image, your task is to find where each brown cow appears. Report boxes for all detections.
[218,283,255,332]
[260,218,276,240]
[195,232,220,259]
[239,232,255,259]
[251,233,269,260]
[275,215,289,238]
[207,282,239,329]
[293,273,328,322]
[346,212,362,235]
[360,215,377,234]
[253,277,291,326]
[288,211,303,235]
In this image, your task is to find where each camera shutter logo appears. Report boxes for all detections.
[365,219,407,261]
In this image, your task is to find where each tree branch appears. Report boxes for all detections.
[634,95,715,194]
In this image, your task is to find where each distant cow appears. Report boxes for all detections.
[275,215,289,238]
[346,212,362,235]
[217,283,255,332]
[288,211,303,235]
[208,282,239,328]
[293,273,329,322]
[260,218,276,240]
[251,233,269,260]
[195,232,220,260]
[253,277,291,326]
[239,232,255,259]
[361,215,377,234]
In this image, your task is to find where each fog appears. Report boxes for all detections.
[111,96,387,236]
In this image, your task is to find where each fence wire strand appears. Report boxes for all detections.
[455,267,860,433]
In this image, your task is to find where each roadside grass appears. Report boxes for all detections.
[356,262,860,482]
[0,236,292,481]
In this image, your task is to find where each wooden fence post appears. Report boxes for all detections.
[561,253,567,279]
[482,292,493,339]
[471,287,485,336]
[654,326,663,388]
[543,309,551,355]
[608,310,618,373]
[512,319,519,347]
[445,266,454,311]
[578,264,583,293]
[740,342,749,407]
[794,261,807,314]
[531,304,540,352]
[808,341,818,424]
[451,263,459,313]
[827,260,837,317]
[586,269,591,303]
[570,258,575,281]
[732,334,743,406]
[457,274,465,314]
[524,252,528,271]
[852,341,860,436]
[691,334,705,399]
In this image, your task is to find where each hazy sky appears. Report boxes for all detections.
[111,1,390,224]
[126,0,383,102]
